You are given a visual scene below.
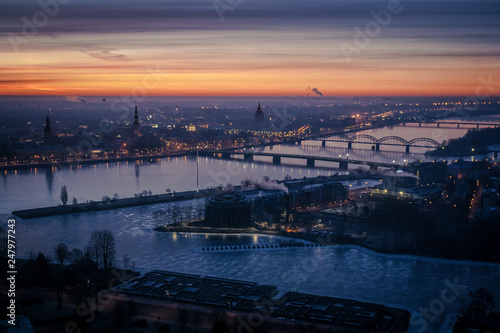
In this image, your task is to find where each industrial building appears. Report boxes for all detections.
[204,193,252,228]
[113,270,411,333]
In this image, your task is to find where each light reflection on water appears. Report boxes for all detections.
[4,124,500,333]
[11,204,500,333]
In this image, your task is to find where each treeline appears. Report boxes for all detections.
[431,127,500,156]
[366,197,500,262]
[153,203,205,229]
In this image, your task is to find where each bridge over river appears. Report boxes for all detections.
[199,150,398,171]
[304,134,442,153]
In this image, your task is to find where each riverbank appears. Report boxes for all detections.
[154,224,500,264]
[11,173,380,219]
[428,126,500,157]
[12,188,218,219]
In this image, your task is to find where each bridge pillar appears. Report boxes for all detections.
[437,123,440,128]
[306,158,315,168]
[405,145,410,154]
[477,124,480,130]
[347,141,352,150]
[419,122,421,127]
[457,123,460,128]
[402,122,405,126]
[297,140,301,146]
[244,154,253,161]
[376,143,380,151]
[221,152,231,159]
[322,140,326,147]
[369,164,378,171]
[339,161,348,171]
[272,156,281,165]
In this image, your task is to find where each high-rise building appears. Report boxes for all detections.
[254,102,264,123]
[44,115,53,144]
[133,101,141,136]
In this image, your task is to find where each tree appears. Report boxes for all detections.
[36,252,50,274]
[468,288,496,315]
[100,230,116,269]
[89,231,102,267]
[71,248,83,262]
[54,243,70,265]
[113,193,120,200]
[72,197,78,205]
[88,230,116,269]
[60,185,68,206]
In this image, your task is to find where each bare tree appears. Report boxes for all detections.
[71,248,83,262]
[153,210,167,228]
[54,243,70,265]
[88,231,101,267]
[60,185,68,206]
[100,230,116,269]
[88,230,116,269]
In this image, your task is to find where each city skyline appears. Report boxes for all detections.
[1,0,500,96]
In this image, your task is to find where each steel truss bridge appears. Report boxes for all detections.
[304,134,442,153]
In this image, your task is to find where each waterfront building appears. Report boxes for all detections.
[113,270,411,333]
[288,182,348,208]
[204,193,252,228]
[382,174,418,191]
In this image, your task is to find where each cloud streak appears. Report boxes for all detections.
[0,0,499,96]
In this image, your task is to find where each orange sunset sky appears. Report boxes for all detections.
[1,0,500,96]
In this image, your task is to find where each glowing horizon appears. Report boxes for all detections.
[1,0,499,97]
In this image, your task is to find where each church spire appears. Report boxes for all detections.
[44,115,53,144]
[133,101,141,136]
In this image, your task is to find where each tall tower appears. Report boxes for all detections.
[133,101,141,136]
[254,102,264,123]
[44,115,53,144]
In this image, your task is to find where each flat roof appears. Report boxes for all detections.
[113,270,405,331]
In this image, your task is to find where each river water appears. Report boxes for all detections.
[3,124,500,333]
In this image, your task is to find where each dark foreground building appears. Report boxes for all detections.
[113,270,410,333]
[204,193,252,228]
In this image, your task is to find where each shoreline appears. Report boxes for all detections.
[154,227,500,265]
